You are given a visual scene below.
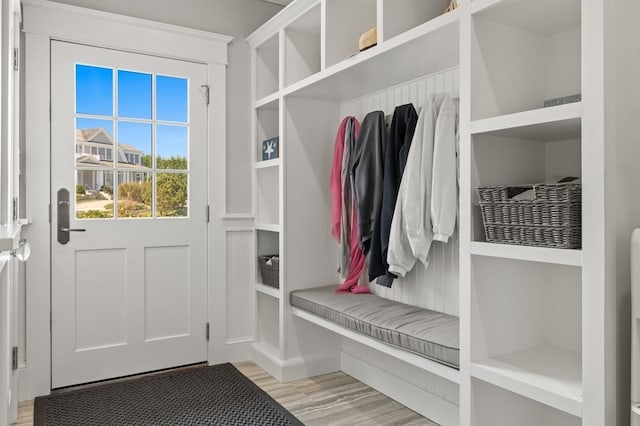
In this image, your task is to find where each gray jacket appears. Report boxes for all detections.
[351,111,387,264]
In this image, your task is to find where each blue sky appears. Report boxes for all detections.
[75,64,188,159]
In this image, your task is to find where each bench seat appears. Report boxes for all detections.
[290,286,459,369]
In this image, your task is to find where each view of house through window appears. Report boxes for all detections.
[75,64,189,219]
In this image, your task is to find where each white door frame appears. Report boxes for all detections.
[21,0,232,399]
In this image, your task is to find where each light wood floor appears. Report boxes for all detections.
[16,361,437,425]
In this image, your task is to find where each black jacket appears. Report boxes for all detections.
[373,104,418,287]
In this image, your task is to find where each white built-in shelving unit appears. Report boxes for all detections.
[247,0,624,424]
[465,1,586,423]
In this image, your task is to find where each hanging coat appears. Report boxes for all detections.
[431,96,458,243]
[371,104,418,287]
[351,111,387,259]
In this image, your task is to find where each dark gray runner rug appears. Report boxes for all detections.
[34,363,304,426]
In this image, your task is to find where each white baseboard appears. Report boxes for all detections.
[17,367,37,402]
[251,344,340,382]
[280,352,340,382]
[251,344,286,381]
[341,351,459,426]
[225,337,253,362]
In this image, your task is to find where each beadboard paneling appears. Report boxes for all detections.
[226,230,254,342]
[342,339,459,405]
[340,67,460,316]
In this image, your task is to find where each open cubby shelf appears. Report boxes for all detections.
[471,344,582,416]
[255,292,281,358]
[470,103,581,141]
[472,379,581,426]
[283,3,321,86]
[255,158,280,170]
[255,33,280,100]
[255,166,279,227]
[470,242,582,266]
[470,0,581,120]
[255,283,280,299]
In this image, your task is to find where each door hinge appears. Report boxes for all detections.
[48,204,52,224]
[206,205,210,223]
[201,84,210,106]
[13,48,18,71]
[206,323,210,341]
[12,198,18,221]
[11,347,18,370]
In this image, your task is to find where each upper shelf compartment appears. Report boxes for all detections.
[284,3,321,87]
[471,0,581,120]
[380,0,452,41]
[285,9,459,102]
[255,33,280,100]
[324,0,377,69]
[255,100,279,164]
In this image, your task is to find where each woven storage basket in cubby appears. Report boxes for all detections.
[477,183,581,249]
[257,255,279,288]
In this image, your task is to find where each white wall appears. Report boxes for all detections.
[605,1,640,424]
[49,0,283,214]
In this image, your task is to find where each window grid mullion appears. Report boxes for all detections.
[113,67,119,220]
[152,73,157,219]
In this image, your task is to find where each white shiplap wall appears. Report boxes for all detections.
[342,339,460,405]
[340,66,460,316]
[226,230,254,343]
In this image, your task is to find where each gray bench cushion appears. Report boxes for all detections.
[290,286,459,369]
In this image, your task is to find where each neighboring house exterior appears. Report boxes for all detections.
[76,128,150,191]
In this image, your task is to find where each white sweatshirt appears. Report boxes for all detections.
[387,94,457,277]
[431,96,458,242]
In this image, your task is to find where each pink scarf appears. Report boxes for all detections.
[330,117,350,242]
[330,117,369,294]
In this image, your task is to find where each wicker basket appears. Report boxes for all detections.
[477,183,581,249]
[257,255,279,288]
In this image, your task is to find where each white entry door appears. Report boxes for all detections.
[51,41,209,388]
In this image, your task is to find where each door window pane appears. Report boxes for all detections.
[117,121,152,167]
[118,70,152,119]
[117,171,152,218]
[76,118,114,167]
[156,125,187,170]
[156,173,188,217]
[156,75,188,122]
[76,65,113,116]
[76,170,114,219]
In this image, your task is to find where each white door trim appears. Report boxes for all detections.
[21,0,232,64]
[21,1,231,400]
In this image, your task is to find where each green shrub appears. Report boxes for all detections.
[141,181,152,206]
[76,184,85,195]
[118,182,145,203]
[76,209,112,219]
[100,185,113,195]
[157,174,187,216]
[118,200,149,217]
